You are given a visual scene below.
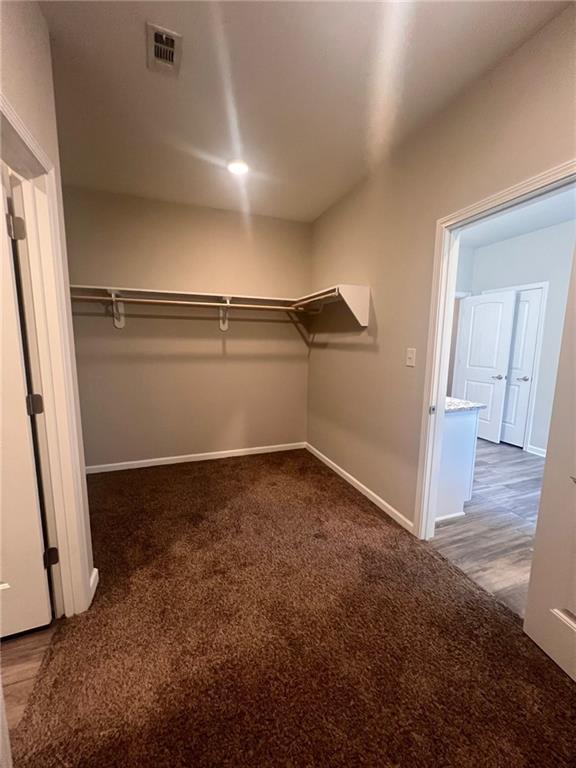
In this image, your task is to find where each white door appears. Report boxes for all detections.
[1,178,52,636]
[500,288,543,447]
[452,291,516,442]
[524,270,575,680]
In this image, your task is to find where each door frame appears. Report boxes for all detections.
[1,94,98,615]
[415,159,576,541]
[481,282,549,457]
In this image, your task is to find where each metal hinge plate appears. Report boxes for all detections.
[429,405,437,415]
[43,547,59,568]
[6,214,26,240]
[26,393,44,415]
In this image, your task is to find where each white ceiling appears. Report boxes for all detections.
[42,1,568,222]
[460,183,576,249]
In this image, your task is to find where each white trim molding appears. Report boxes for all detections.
[86,443,307,474]
[415,159,576,541]
[89,568,99,602]
[435,512,465,524]
[0,94,53,174]
[1,95,96,617]
[87,441,414,535]
[526,444,547,458]
[306,444,414,533]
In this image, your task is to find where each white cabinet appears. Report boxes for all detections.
[435,398,485,522]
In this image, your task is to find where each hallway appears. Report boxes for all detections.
[432,440,545,617]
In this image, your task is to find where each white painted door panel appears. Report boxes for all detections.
[501,288,542,447]
[452,291,516,443]
[1,182,51,637]
[525,271,575,680]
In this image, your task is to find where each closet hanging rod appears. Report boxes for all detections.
[69,294,308,312]
[292,290,339,308]
[69,284,370,328]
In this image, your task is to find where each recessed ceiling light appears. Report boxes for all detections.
[227,160,249,176]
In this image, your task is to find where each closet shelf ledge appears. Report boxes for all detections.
[69,283,370,328]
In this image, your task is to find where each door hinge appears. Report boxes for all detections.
[429,405,437,415]
[6,213,26,240]
[43,547,59,568]
[26,393,44,415]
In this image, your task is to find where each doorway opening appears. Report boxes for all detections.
[420,179,575,618]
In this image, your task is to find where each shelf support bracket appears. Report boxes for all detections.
[219,297,231,332]
[287,311,311,348]
[109,290,125,329]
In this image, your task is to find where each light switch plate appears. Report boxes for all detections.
[406,347,416,367]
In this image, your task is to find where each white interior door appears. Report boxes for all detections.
[452,291,516,442]
[524,269,575,680]
[1,178,52,637]
[500,288,543,447]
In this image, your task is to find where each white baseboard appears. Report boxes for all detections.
[86,442,307,474]
[526,444,546,458]
[88,567,99,602]
[86,441,413,535]
[435,511,466,523]
[305,443,414,533]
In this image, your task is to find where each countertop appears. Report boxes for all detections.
[445,396,487,413]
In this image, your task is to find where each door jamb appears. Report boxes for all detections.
[1,94,98,615]
[414,160,576,541]
[481,282,549,456]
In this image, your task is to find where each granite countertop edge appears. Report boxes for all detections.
[445,396,487,413]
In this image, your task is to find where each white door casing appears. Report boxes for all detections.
[452,291,516,442]
[1,95,98,621]
[1,180,52,637]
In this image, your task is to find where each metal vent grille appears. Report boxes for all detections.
[146,23,182,74]
[154,34,175,64]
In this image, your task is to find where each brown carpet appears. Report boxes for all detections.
[12,450,576,767]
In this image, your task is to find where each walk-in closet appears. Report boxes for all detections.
[2,2,575,767]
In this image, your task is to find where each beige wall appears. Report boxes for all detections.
[308,8,576,523]
[64,187,312,466]
[0,1,60,166]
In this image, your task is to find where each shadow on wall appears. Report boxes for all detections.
[73,303,308,360]
[307,295,379,352]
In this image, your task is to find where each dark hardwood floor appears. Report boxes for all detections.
[432,439,545,617]
[1,625,56,732]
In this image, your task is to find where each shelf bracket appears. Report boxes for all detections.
[219,297,231,332]
[109,290,125,329]
[287,310,311,348]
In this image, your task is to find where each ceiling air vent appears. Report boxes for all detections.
[146,23,182,75]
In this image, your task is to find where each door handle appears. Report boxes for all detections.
[491,374,504,380]
[516,376,530,382]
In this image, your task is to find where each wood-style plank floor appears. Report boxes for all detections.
[1,624,56,732]
[432,439,545,618]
